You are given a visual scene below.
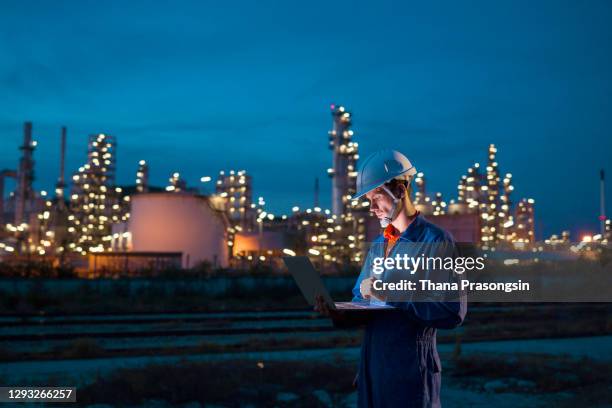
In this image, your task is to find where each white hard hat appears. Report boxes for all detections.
[354,149,417,199]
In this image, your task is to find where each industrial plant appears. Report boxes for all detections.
[0,107,609,276]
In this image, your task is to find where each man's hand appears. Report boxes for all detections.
[314,294,349,325]
[360,277,387,302]
[314,295,371,329]
[314,294,332,316]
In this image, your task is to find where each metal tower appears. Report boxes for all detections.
[328,104,359,216]
[14,122,36,226]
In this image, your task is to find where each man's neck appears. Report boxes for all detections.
[391,202,418,233]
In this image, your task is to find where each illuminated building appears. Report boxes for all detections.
[166,172,186,192]
[411,145,533,247]
[136,160,149,193]
[1,123,46,254]
[282,205,368,268]
[432,192,447,216]
[412,170,433,214]
[464,163,484,213]
[14,122,37,227]
[288,207,334,258]
[215,170,260,260]
[414,172,427,205]
[343,198,370,264]
[513,198,536,244]
[449,145,521,248]
[544,230,570,247]
[67,134,125,255]
[499,172,514,242]
[562,230,571,243]
[480,144,501,246]
[327,105,370,264]
[216,170,256,231]
[328,104,359,216]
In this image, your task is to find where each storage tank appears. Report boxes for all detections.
[128,193,229,268]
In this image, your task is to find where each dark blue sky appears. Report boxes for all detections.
[1,0,611,239]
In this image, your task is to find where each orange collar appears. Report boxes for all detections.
[383,211,420,246]
[383,224,401,246]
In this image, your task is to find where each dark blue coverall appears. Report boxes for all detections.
[352,214,467,408]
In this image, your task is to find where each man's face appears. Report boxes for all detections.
[365,187,395,220]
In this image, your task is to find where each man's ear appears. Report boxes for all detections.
[396,182,408,199]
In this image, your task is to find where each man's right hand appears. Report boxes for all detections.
[314,294,334,317]
[314,295,369,328]
[314,295,347,325]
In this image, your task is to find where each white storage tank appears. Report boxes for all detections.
[128,192,229,268]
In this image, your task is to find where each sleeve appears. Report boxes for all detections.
[387,235,467,329]
[351,242,379,302]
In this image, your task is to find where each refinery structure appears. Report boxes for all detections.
[0,108,609,275]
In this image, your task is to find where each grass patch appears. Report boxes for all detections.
[0,344,14,361]
[3,333,362,363]
[59,338,106,359]
[451,353,611,395]
[197,335,361,353]
[77,358,356,407]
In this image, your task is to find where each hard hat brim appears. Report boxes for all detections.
[353,166,417,200]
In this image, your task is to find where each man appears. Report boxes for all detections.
[316,149,467,407]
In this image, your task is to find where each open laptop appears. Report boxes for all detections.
[283,256,394,311]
